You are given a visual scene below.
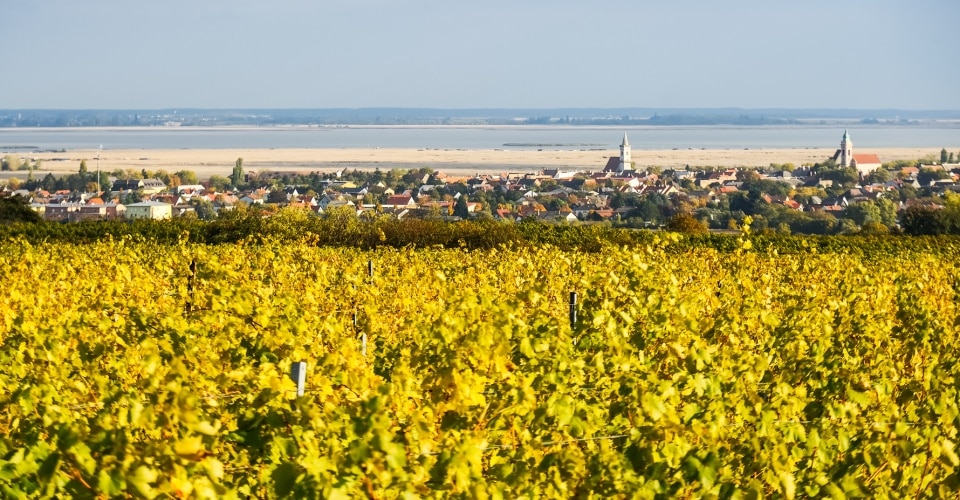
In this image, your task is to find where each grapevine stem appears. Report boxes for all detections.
[915,444,931,500]
[865,460,887,485]
[363,475,379,500]
[72,468,93,491]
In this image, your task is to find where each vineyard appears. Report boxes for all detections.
[1,233,959,498]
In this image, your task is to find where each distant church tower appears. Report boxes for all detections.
[618,132,633,173]
[839,129,853,168]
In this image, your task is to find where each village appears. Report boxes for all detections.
[3,131,960,234]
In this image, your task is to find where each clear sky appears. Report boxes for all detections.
[3,0,958,110]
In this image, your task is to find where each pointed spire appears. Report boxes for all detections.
[621,131,630,147]
[843,129,850,141]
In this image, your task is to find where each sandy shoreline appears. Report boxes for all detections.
[2,146,950,179]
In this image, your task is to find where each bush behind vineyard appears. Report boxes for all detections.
[5,209,960,257]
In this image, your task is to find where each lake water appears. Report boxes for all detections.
[0,124,957,151]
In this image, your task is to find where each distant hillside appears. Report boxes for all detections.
[1,108,958,127]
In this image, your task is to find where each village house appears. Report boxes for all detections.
[694,168,739,188]
[323,199,357,212]
[125,201,172,220]
[493,208,517,221]
[238,193,265,205]
[317,193,351,211]
[832,130,882,177]
[540,210,579,223]
[74,201,123,221]
[111,178,168,195]
[176,184,206,194]
[41,202,80,222]
[542,168,577,180]
[384,194,417,210]
[601,133,634,174]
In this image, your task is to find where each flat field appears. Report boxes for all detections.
[12,146,945,179]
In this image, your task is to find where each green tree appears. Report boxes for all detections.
[729,192,757,215]
[917,168,949,186]
[941,148,949,164]
[209,175,232,192]
[876,198,898,227]
[635,198,664,224]
[900,205,958,235]
[819,166,859,185]
[544,197,568,212]
[737,169,761,182]
[608,191,627,210]
[864,168,890,184]
[740,178,790,197]
[267,189,287,204]
[96,171,110,193]
[843,202,881,226]
[176,170,199,185]
[897,186,918,203]
[836,218,859,234]
[40,173,56,191]
[790,211,837,235]
[120,190,143,204]
[189,197,218,220]
[453,195,470,219]
[232,158,244,188]
[78,160,89,191]
[0,195,41,223]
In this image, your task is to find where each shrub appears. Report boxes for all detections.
[665,213,709,234]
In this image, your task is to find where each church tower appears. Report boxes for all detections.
[839,130,853,168]
[618,132,633,173]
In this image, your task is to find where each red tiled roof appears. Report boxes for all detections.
[385,195,413,205]
[783,200,802,210]
[518,205,538,217]
[853,153,882,164]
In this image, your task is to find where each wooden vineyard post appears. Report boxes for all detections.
[185,259,197,314]
[290,361,307,397]
[569,291,578,330]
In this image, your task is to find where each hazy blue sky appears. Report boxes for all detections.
[3,0,958,109]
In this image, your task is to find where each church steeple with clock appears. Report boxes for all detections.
[839,129,853,168]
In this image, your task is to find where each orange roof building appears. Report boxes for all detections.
[832,130,881,177]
